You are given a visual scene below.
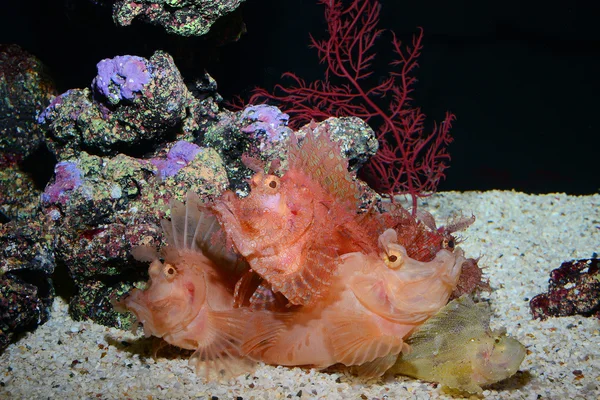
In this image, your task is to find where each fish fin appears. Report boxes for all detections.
[241,312,290,359]
[249,282,289,311]
[233,270,261,308]
[392,355,483,394]
[161,191,216,252]
[161,191,246,274]
[275,241,339,306]
[349,275,429,324]
[352,353,399,378]
[328,314,404,367]
[188,309,254,381]
[432,361,484,394]
[189,349,254,382]
[404,295,487,349]
[288,128,361,208]
[234,270,290,311]
[161,195,187,250]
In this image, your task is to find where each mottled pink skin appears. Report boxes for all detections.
[120,191,253,378]
[212,131,376,307]
[123,249,237,350]
[243,229,465,376]
[213,169,370,307]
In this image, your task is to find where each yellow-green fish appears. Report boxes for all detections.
[389,295,526,394]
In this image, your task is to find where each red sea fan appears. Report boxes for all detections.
[246,0,455,212]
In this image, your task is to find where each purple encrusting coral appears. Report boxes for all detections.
[241,105,290,149]
[36,89,72,124]
[38,51,193,159]
[41,161,83,204]
[92,55,151,105]
[150,141,202,180]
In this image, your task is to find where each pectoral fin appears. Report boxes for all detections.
[328,314,404,369]
[270,241,339,306]
[233,271,289,311]
[352,353,400,378]
[249,283,289,311]
[241,312,290,359]
[188,309,254,381]
[233,269,261,308]
[349,276,429,324]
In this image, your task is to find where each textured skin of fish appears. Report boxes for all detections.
[241,228,465,377]
[389,295,526,393]
[114,129,489,381]
[212,131,375,307]
[119,191,252,380]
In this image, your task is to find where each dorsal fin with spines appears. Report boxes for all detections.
[287,131,361,208]
[161,191,247,275]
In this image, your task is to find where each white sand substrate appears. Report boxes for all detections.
[1,191,599,400]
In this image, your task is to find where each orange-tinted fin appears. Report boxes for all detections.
[271,241,339,306]
[249,283,289,311]
[328,314,404,367]
[287,129,361,208]
[161,193,190,250]
[188,309,254,381]
[189,349,254,382]
[161,191,247,274]
[349,275,431,324]
[352,353,399,378]
[233,270,260,308]
[241,312,290,359]
[234,271,289,310]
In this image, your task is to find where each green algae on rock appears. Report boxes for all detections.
[0,44,56,160]
[113,0,246,37]
[40,144,229,327]
[39,52,194,159]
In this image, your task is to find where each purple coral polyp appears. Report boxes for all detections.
[150,141,202,180]
[37,89,72,124]
[92,55,151,104]
[42,161,83,204]
[241,105,289,144]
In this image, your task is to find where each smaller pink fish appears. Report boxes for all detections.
[117,191,251,380]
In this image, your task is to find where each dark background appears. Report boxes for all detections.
[2,0,599,194]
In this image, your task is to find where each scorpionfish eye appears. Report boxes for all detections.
[162,263,178,282]
[443,237,456,250]
[262,175,280,193]
[383,248,405,270]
